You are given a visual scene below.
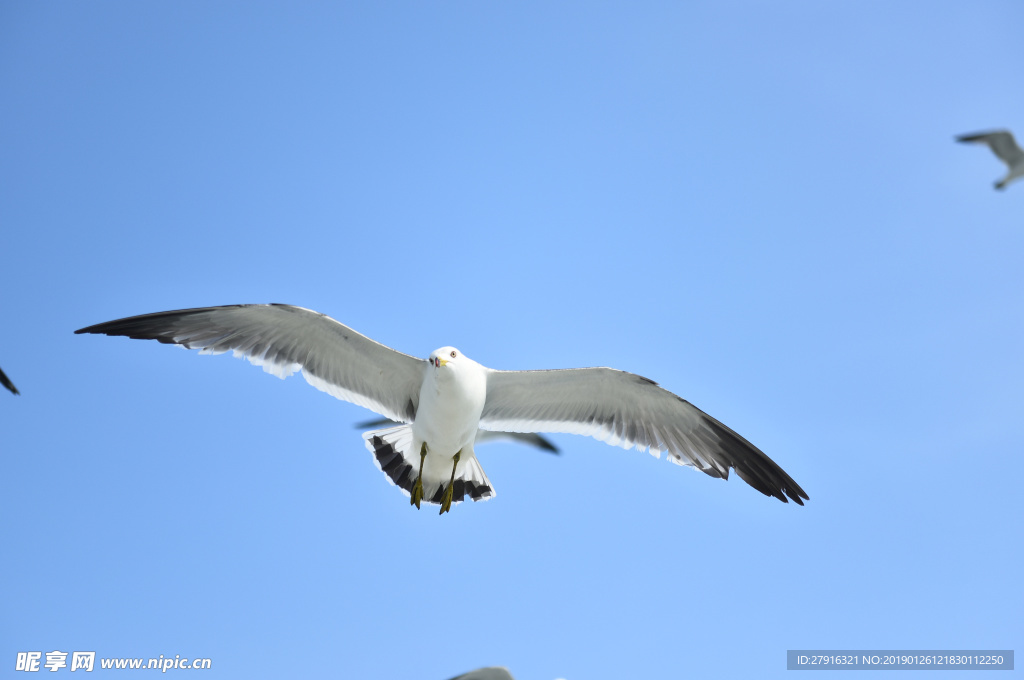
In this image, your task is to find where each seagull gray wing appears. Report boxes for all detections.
[446,667,515,680]
[0,365,18,395]
[354,417,559,453]
[957,130,1024,166]
[75,304,425,423]
[481,367,807,504]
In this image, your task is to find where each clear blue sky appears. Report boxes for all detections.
[2,2,1021,678]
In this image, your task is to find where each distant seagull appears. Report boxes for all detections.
[447,668,515,680]
[76,304,808,513]
[354,417,559,455]
[956,130,1024,190]
[0,366,18,395]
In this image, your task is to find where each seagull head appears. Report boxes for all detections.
[428,346,461,369]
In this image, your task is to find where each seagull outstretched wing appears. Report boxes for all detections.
[482,367,808,504]
[76,304,426,423]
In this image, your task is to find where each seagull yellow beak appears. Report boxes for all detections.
[438,358,448,367]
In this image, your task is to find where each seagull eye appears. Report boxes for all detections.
[450,351,456,358]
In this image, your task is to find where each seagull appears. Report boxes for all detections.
[956,130,1024,190]
[354,417,559,455]
[0,365,18,395]
[75,304,808,513]
[447,668,515,680]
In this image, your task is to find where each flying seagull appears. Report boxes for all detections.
[0,365,18,395]
[956,130,1024,190]
[447,668,515,680]
[75,304,808,513]
[354,417,559,454]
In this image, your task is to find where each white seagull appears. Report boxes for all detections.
[76,304,808,513]
[956,130,1024,190]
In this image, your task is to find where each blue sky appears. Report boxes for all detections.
[2,2,1021,678]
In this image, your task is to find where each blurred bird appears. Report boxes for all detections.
[956,130,1024,190]
[447,668,515,680]
[0,365,18,395]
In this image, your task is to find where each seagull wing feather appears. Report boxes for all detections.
[481,367,807,504]
[957,130,1024,166]
[75,304,425,422]
[0,365,18,395]
[354,417,559,453]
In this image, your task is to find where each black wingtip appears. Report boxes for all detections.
[73,308,218,344]
[956,131,1002,143]
[536,437,560,454]
[354,417,391,430]
[702,415,809,506]
[0,367,19,395]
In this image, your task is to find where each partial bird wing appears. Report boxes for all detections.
[354,417,559,453]
[476,430,559,453]
[481,367,807,504]
[76,304,425,422]
[957,130,1024,166]
[0,365,19,395]
[446,667,515,680]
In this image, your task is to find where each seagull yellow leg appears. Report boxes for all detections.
[411,442,427,509]
[439,450,462,515]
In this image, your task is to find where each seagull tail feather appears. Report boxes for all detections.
[362,425,496,506]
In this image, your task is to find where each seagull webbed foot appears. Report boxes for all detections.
[411,442,428,510]
[411,478,424,509]
[439,484,455,514]
[439,450,462,515]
